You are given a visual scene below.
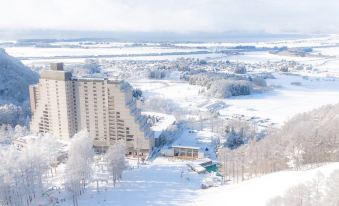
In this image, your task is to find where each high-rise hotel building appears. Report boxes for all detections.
[29,63,154,155]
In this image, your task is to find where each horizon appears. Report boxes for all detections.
[1,0,339,39]
[0,29,322,42]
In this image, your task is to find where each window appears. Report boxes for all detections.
[180,151,186,157]
[187,150,192,157]
[193,151,198,157]
[174,149,179,156]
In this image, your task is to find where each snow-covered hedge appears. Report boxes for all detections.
[189,72,268,98]
[207,79,252,98]
[148,69,168,79]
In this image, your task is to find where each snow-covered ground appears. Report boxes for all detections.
[4,46,203,58]
[15,36,336,127]
[3,46,212,65]
[60,158,205,206]
[3,34,339,66]
[220,74,339,125]
[131,74,339,126]
[190,163,339,206]
[57,159,339,206]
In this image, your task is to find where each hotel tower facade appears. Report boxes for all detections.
[29,63,154,155]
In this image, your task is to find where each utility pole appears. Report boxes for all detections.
[137,136,140,168]
[223,149,227,183]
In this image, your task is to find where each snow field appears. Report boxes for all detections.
[190,163,339,206]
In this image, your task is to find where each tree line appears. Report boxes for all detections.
[0,130,127,206]
[219,103,339,183]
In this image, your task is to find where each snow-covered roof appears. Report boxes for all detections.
[172,145,200,150]
[187,163,206,173]
[171,129,217,159]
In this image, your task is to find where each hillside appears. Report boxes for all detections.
[54,157,339,206]
[0,48,38,104]
[191,163,339,206]
[0,48,38,125]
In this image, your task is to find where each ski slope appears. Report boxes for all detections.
[58,159,339,206]
[190,163,339,206]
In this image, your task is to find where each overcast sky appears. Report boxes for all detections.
[1,0,339,34]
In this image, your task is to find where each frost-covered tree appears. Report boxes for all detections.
[225,128,245,150]
[233,65,247,74]
[224,120,257,150]
[13,125,29,139]
[267,183,311,206]
[188,72,268,98]
[105,141,127,186]
[157,124,181,146]
[323,170,339,206]
[148,69,168,79]
[207,79,252,98]
[132,88,143,100]
[142,97,185,119]
[0,124,13,143]
[267,170,339,206]
[64,130,94,206]
[220,103,339,183]
[37,134,64,176]
[0,136,49,206]
[83,59,102,74]
[0,104,29,126]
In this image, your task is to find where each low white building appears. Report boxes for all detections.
[161,145,204,159]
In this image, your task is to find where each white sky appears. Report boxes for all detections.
[1,0,339,34]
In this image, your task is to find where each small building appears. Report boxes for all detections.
[161,145,204,159]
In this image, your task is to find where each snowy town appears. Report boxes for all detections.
[1,1,339,206]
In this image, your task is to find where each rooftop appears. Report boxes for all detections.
[50,63,64,71]
[172,145,201,150]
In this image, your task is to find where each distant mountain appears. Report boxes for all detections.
[0,48,38,104]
